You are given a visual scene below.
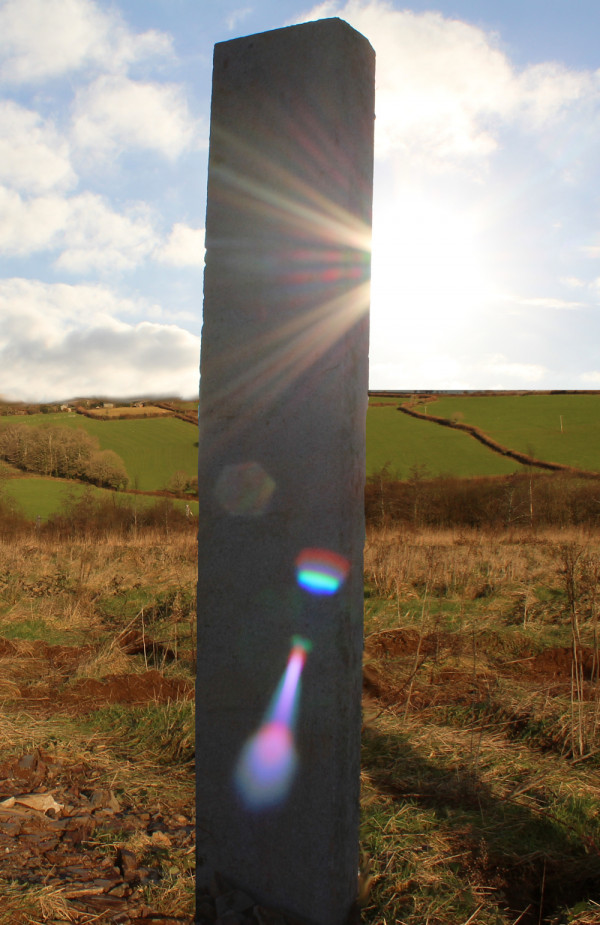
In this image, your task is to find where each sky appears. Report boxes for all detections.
[0,0,599,402]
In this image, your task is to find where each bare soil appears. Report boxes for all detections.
[0,747,193,924]
[0,634,194,924]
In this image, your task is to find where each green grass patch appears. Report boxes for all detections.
[0,475,198,522]
[1,476,113,520]
[84,701,194,765]
[432,394,600,472]
[0,618,75,644]
[366,404,522,478]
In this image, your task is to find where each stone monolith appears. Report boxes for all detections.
[196,18,375,925]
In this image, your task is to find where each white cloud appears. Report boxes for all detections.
[370,351,549,390]
[56,193,158,273]
[0,187,69,255]
[0,279,199,402]
[0,0,172,83]
[0,101,76,193]
[300,1,600,168]
[0,187,158,271]
[72,75,198,160]
[227,7,254,31]
[156,224,205,267]
[517,62,598,128]
[560,276,586,289]
[481,354,547,383]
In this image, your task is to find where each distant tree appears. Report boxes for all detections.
[0,423,129,488]
[167,470,192,493]
[85,450,129,490]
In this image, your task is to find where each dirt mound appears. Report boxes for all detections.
[365,627,465,659]
[18,669,193,713]
[524,645,597,679]
[0,637,17,656]
[66,669,193,705]
[0,636,193,714]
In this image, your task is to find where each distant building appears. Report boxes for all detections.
[102,402,114,409]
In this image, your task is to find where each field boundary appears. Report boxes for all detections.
[399,398,600,479]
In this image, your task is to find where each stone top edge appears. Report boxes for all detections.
[214,17,374,56]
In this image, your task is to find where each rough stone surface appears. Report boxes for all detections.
[197,17,375,925]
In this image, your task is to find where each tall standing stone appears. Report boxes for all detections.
[196,19,375,925]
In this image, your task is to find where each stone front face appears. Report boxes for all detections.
[197,18,374,925]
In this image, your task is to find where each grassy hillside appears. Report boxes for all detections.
[366,403,522,478]
[0,476,199,521]
[5,394,600,524]
[1,413,197,491]
[431,394,600,472]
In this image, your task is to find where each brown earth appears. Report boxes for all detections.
[3,613,597,924]
[0,634,335,924]
[0,637,193,715]
[0,635,194,923]
[363,627,600,709]
[0,748,193,924]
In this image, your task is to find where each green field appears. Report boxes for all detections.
[430,393,600,472]
[0,476,199,521]
[366,403,522,478]
[4,395,600,522]
[1,413,198,491]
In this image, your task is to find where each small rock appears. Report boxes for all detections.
[92,877,120,891]
[137,867,161,885]
[90,789,121,813]
[108,882,128,897]
[117,847,138,880]
[150,830,171,848]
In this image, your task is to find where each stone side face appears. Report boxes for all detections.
[197,19,375,925]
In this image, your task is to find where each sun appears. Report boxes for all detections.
[370,190,491,349]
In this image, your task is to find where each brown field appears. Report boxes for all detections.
[361,526,600,925]
[83,405,172,418]
[3,522,600,923]
[0,529,196,924]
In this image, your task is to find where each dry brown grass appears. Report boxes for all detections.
[0,530,196,921]
[362,526,600,924]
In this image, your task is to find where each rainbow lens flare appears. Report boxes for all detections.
[234,636,312,810]
[295,548,350,595]
[215,461,275,515]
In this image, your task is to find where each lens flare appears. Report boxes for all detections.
[235,636,311,810]
[295,548,350,596]
[235,721,297,810]
[215,461,275,515]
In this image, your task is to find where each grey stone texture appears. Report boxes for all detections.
[196,18,375,925]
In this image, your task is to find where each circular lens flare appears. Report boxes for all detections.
[215,461,275,515]
[295,548,350,595]
[234,721,297,810]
